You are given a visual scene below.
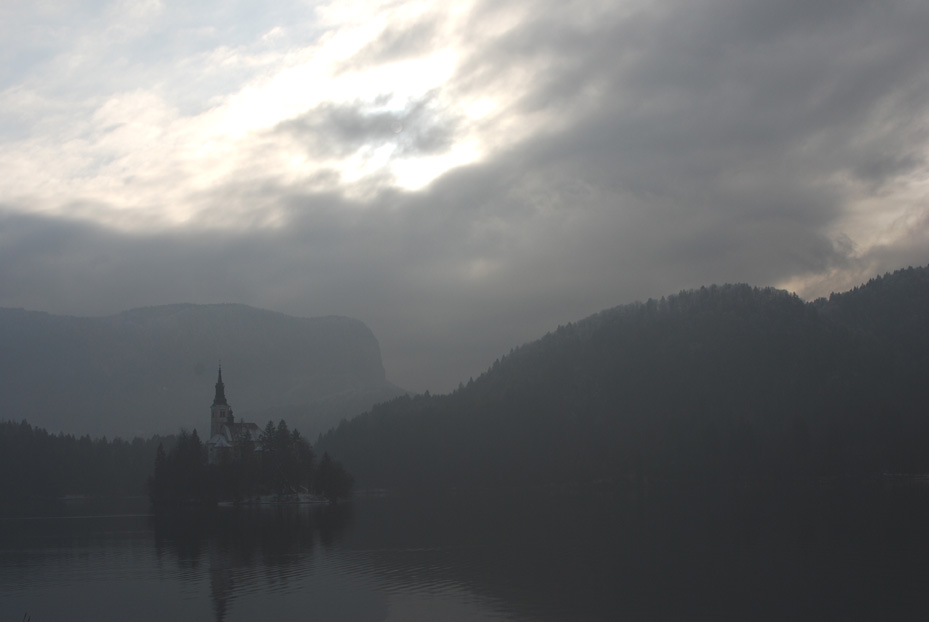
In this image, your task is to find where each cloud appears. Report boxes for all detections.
[1,0,929,394]
[275,95,457,160]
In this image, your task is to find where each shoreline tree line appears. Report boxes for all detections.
[0,418,353,512]
[0,419,169,508]
[148,419,354,508]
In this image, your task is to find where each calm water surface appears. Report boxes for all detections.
[3,489,929,621]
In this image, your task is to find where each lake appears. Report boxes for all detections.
[3,487,929,621]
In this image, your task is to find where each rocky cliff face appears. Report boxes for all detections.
[0,303,404,438]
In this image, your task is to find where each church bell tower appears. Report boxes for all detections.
[210,365,234,437]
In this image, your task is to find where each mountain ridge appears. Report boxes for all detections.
[0,303,405,438]
[318,265,929,490]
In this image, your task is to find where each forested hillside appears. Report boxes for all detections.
[318,266,929,491]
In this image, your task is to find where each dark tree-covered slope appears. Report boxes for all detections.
[0,304,404,438]
[319,266,929,490]
[0,419,170,508]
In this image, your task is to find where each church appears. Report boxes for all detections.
[206,366,263,463]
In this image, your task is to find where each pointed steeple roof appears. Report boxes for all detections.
[213,365,228,406]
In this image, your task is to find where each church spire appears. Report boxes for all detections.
[213,365,228,406]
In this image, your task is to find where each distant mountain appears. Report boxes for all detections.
[318,265,929,491]
[0,304,405,438]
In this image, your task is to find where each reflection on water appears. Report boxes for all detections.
[3,488,929,621]
[152,504,353,621]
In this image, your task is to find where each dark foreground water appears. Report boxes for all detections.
[3,488,929,621]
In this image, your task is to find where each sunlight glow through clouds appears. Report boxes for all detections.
[775,162,929,299]
[0,0,524,230]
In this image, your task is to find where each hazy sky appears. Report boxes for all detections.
[2,0,928,393]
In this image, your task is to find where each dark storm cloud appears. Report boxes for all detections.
[452,0,929,268]
[3,0,929,393]
[275,96,456,159]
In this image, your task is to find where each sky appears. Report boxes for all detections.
[2,0,929,394]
